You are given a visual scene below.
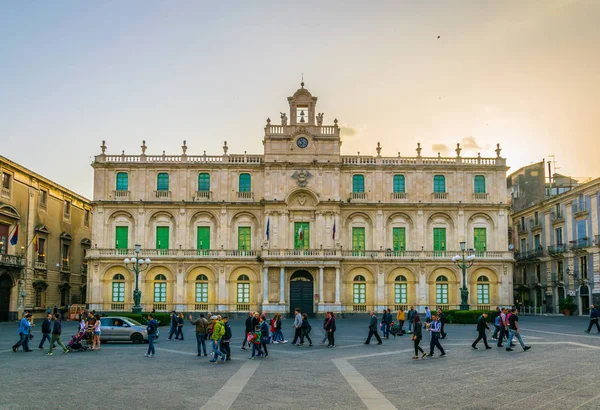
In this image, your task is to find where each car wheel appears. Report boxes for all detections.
[131,333,144,344]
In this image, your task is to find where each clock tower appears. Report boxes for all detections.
[263,83,341,164]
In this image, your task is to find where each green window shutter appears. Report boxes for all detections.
[239,174,251,192]
[433,228,446,256]
[157,173,169,191]
[154,282,167,302]
[112,282,125,302]
[392,227,406,252]
[197,227,210,250]
[195,283,208,303]
[353,283,366,304]
[116,173,128,191]
[352,227,366,255]
[238,227,251,250]
[352,175,365,193]
[433,175,446,193]
[156,227,169,250]
[198,173,210,191]
[115,226,129,250]
[294,222,310,250]
[393,175,405,193]
[436,284,448,304]
[474,175,486,193]
[474,228,487,254]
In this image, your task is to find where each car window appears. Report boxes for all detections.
[126,319,142,326]
[100,318,112,327]
[113,319,124,327]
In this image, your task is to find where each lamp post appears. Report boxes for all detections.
[452,241,476,311]
[124,244,151,314]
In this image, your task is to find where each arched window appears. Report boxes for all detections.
[353,275,366,305]
[433,175,446,193]
[153,274,167,302]
[116,172,128,191]
[352,174,365,193]
[394,275,407,304]
[477,275,490,304]
[198,173,210,192]
[435,275,448,304]
[112,274,125,302]
[239,173,251,192]
[474,175,486,194]
[157,173,169,191]
[195,274,208,303]
[237,274,250,303]
[35,287,43,307]
[393,175,405,193]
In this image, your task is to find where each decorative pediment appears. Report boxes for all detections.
[0,203,20,220]
[35,224,51,234]
[60,232,72,241]
[32,280,48,290]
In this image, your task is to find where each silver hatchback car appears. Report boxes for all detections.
[99,317,159,344]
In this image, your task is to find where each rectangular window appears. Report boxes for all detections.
[534,234,541,251]
[473,228,487,255]
[198,173,210,192]
[40,190,48,208]
[392,227,406,253]
[534,211,539,225]
[116,173,128,191]
[393,175,405,193]
[436,284,448,304]
[0,224,8,255]
[555,203,561,217]
[157,173,169,191]
[352,175,365,193]
[156,227,169,250]
[197,227,210,250]
[520,217,525,231]
[474,175,486,193]
[353,283,366,304]
[112,282,125,302]
[580,256,588,279]
[35,288,42,307]
[433,175,446,193]
[394,283,407,304]
[237,283,250,303]
[520,238,527,252]
[477,284,489,304]
[38,238,46,262]
[352,227,366,255]
[238,227,251,251]
[62,244,70,267]
[195,283,208,303]
[154,282,167,302]
[577,220,587,239]
[1,173,10,190]
[294,222,310,250]
[64,201,71,218]
[557,261,564,281]
[555,228,563,245]
[239,173,251,192]
[84,210,90,227]
[433,227,446,256]
[536,264,541,283]
[115,226,129,250]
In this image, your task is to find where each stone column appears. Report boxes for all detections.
[175,265,184,311]
[262,267,269,305]
[335,267,341,305]
[319,266,324,311]
[376,268,385,310]
[279,267,285,304]
[218,266,227,312]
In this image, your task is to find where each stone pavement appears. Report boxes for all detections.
[1,316,599,410]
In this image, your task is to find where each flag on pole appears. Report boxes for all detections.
[332,221,336,240]
[9,225,18,245]
[266,218,270,241]
[298,224,303,242]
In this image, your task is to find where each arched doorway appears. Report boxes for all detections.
[580,286,590,315]
[0,274,12,321]
[289,270,314,318]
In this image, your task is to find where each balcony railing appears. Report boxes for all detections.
[350,192,367,201]
[34,261,47,270]
[515,248,544,261]
[195,191,212,201]
[0,254,25,268]
[113,190,130,199]
[60,263,70,273]
[432,192,448,200]
[570,238,589,250]
[154,190,171,199]
[391,192,407,200]
[547,244,566,255]
[1,187,10,198]
[573,203,589,217]
[473,193,488,201]
[551,211,564,223]
[237,191,254,201]
[531,221,542,232]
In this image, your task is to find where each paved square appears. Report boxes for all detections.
[1,315,599,410]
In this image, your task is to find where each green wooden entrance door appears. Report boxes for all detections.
[433,228,446,257]
[197,227,210,255]
[352,227,366,256]
[474,228,487,256]
[115,226,128,255]
[392,227,406,256]
[156,227,169,255]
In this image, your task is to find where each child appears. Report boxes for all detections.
[249,325,263,359]
[221,317,232,362]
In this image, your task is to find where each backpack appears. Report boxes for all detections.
[246,332,255,343]
[223,324,232,340]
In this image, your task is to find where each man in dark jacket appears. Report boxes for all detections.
[189,313,209,356]
[437,309,447,339]
[407,306,416,333]
[241,311,254,351]
[584,304,599,333]
[167,311,178,340]
[38,313,54,349]
[325,312,336,348]
[47,313,68,355]
[472,313,492,349]
[364,311,383,345]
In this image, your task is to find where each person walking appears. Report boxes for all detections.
[365,311,383,345]
[383,309,393,339]
[291,308,303,345]
[144,314,158,357]
[491,307,501,340]
[47,313,68,355]
[241,311,254,351]
[426,314,445,357]
[425,307,432,323]
[91,314,102,350]
[221,316,232,361]
[12,313,33,352]
[472,312,492,349]
[189,313,209,356]
[321,313,330,345]
[248,325,263,359]
[259,315,270,356]
[397,307,405,333]
[437,309,447,339]
[506,308,531,352]
[167,311,178,340]
[407,306,415,333]
[300,313,313,347]
[584,304,599,334]
[38,313,53,349]
[273,313,287,343]
[209,316,226,363]
[325,312,336,348]
[411,314,427,360]
[176,312,185,341]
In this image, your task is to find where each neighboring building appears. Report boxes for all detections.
[511,176,600,315]
[87,84,513,316]
[0,156,92,321]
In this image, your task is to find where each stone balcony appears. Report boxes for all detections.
[0,254,25,268]
[112,190,130,199]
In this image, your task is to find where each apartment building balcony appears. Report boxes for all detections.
[517,225,528,235]
[515,248,544,262]
[390,192,407,201]
[112,190,130,200]
[34,261,48,270]
[350,192,368,201]
[154,190,171,200]
[551,211,564,224]
[531,221,542,233]
[547,244,566,256]
[570,238,589,251]
[473,193,489,201]
[432,192,448,201]
[237,191,254,201]
[195,190,212,201]
[573,203,589,218]
[0,254,25,268]
[60,262,70,273]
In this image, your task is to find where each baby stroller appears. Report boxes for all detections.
[67,331,89,352]
[389,322,404,338]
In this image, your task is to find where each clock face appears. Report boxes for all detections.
[297,137,309,148]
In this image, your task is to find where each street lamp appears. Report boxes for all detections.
[124,244,151,314]
[451,241,476,311]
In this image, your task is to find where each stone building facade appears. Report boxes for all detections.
[511,177,600,315]
[0,156,92,321]
[87,84,513,316]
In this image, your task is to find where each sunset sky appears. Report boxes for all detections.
[1,0,598,197]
